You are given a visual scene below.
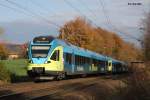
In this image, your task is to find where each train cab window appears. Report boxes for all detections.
[51,50,59,61]
[108,62,111,66]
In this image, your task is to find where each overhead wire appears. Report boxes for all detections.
[5,0,60,28]
[76,0,98,22]
[97,0,112,29]
[1,0,143,42]
[76,0,134,41]
[0,2,32,16]
[63,0,98,27]
[97,0,141,42]
[29,0,59,17]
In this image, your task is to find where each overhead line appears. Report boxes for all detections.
[97,0,114,29]
[29,0,58,17]
[97,0,141,42]
[77,0,98,21]
[5,0,60,28]
[77,0,134,40]
[0,3,31,16]
[63,0,98,27]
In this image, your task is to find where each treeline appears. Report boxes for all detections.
[59,17,141,62]
[117,13,150,100]
[144,13,150,65]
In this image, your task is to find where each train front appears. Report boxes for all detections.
[27,36,64,80]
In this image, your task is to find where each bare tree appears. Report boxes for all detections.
[144,13,150,64]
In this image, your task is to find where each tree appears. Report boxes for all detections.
[59,17,140,62]
[118,13,150,100]
[59,17,93,49]
[0,44,8,60]
[144,13,150,63]
[20,42,29,58]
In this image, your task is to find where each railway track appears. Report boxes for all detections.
[0,74,128,100]
[0,86,61,100]
[0,77,101,100]
[31,81,98,100]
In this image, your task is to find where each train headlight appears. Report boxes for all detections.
[28,60,33,63]
[45,61,51,64]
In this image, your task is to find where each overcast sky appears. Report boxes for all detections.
[0,0,149,45]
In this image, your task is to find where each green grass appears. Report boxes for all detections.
[0,59,28,76]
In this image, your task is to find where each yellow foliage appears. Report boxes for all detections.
[59,17,141,62]
[0,44,8,59]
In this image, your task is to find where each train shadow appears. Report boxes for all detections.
[9,72,130,83]
[10,74,32,83]
[35,79,115,100]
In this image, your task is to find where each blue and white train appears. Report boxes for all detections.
[27,36,128,80]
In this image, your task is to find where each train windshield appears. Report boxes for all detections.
[31,45,51,58]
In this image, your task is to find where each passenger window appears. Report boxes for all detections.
[51,50,59,61]
[66,53,72,64]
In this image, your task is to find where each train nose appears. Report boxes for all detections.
[28,67,45,77]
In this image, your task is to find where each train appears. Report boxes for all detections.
[27,36,128,80]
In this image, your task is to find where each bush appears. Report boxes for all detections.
[0,44,8,60]
[0,62,11,83]
[117,67,150,100]
[1,59,28,76]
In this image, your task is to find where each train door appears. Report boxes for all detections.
[100,61,106,74]
[107,60,112,73]
[63,52,74,75]
[72,52,75,74]
[50,46,64,71]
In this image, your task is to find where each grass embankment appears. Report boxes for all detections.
[0,59,29,83]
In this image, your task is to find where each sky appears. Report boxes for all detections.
[0,0,149,46]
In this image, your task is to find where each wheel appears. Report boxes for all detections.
[33,77,42,83]
[56,73,66,80]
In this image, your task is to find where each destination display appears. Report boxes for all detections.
[33,36,55,44]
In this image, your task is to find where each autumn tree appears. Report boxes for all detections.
[0,27,8,60]
[20,42,29,58]
[59,17,93,49]
[59,17,140,62]
[0,44,8,60]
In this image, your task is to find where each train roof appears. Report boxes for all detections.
[30,36,125,63]
[51,39,107,61]
[54,39,126,64]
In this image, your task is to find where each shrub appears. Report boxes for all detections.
[0,62,11,83]
[0,44,8,60]
[117,67,150,100]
